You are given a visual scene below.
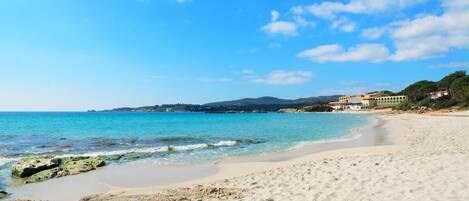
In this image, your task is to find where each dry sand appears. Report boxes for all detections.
[9,111,469,201]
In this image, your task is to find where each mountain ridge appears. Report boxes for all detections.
[203,95,341,107]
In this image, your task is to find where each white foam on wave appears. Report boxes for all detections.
[212,140,238,147]
[57,140,240,158]
[0,157,18,167]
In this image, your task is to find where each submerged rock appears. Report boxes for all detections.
[12,157,61,178]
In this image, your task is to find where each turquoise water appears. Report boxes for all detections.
[0,112,369,188]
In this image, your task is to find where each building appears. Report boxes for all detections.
[361,97,376,108]
[334,95,364,110]
[427,89,450,100]
[376,95,408,107]
[361,92,385,108]
[329,101,346,110]
[339,96,349,104]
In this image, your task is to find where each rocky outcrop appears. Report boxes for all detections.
[11,156,105,184]
[12,157,61,178]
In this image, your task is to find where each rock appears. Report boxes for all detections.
[0,190,7,199]
[24,167,62,184]
[12,157,61,178]
[62,157,105,175]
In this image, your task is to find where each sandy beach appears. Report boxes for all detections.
[8,111,469,201]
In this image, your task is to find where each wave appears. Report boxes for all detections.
[57,140,240,158]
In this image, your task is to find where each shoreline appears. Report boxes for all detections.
[6,114,392,201]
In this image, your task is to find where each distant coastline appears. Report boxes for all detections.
[89,95,341,113]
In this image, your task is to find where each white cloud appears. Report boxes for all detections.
[262,10,298,36]
[262,21,298,36]
[252,70,313,85]
[298,0,469,63]
[294,16,316,28]
[175,0,191,3]
[298,43,390,63]
[302,0,427,19]
[289,0,425,35]
[331,17,356,32]
[388,2,469,61]
[271,10,280,21]
[339,22,356,32]
[360,27,387,40]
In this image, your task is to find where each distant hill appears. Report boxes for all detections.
[204,95,341,107]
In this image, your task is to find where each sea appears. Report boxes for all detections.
[0,112,370,188]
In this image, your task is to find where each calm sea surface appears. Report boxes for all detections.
[0,112,369,188]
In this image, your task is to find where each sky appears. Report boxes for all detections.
[1,0,469,111]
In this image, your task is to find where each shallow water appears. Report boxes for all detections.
[0,112,369,188]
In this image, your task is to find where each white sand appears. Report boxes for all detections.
[84,111,469,201]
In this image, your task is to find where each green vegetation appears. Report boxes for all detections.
[303,104,333,112]
[450,75,469,106]
[397,71,469,110]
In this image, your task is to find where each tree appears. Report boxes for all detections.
[450,75,469,105]
[438,71,466,89]
[400,80,438,102]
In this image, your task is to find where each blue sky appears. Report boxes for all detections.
[1,0,469,111]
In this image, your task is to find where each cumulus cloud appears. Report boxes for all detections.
[302,0,427,19]
[388,1,469,61]
[298,0,469,62]
[262,10,298,36]
[252,70,313,85]
[262,9,316,36]
[262,21,298,36]
[297,43,390,63]
[288,0,426,35]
